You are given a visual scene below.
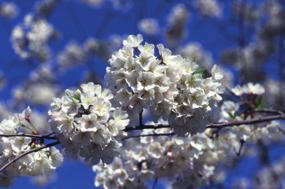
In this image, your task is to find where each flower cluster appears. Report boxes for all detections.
[0,108,63,187]
[11,14,56,62]
[13,83,58,106]
[48,82,129,164]
[57,37,122,70]
[217,84,282,147]
[106,34,223,135]
[232,83,265,96]
[94,124,222,189]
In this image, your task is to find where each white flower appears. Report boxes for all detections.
[138,18,159,35]
[211,65,223,80]
[76,114,100,132]
[49,82,129,164]
[232,83,265,96]
[123,34,143,48]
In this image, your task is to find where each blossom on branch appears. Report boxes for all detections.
[49,82,129,164]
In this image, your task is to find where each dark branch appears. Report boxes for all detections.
[0,141,60,173]
[124,124,171,132]
[124,111,285,133]
[206,114,285,129]
[139,109,143,126]
[236,139,245,156]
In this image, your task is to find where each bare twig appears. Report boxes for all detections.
[124,111,285,133]
[206,114,285,129]
[236,139,245,156]
[139,109,143,126]
[0,141,60,173]
[124,124,171,132]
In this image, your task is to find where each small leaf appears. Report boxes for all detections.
[256,96,264,110]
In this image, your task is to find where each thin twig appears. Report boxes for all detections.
[206,114,285,129]
[124,112,285,132]
[0,141,60,173]
[236,139,245,156]
[139,109,143,126]
[124,124,171,132]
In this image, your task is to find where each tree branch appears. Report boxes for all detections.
[124,124,171,132]
[206,114,285,129]
[0,141,60,173]
[124,112,285,132]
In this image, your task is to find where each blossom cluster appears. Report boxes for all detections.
[218,83,282,148]
[11,14,56,62]
[94,124,221,189]
[106,34,224,135]
[0,108,63,187]
[93,82,283,189]
[48,82,129,164]
[57,36,122,70]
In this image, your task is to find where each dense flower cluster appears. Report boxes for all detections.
[93,80,283,189]
[106,34,223,135]
[217,84,282,149]
[0,108,63,187]
[48,82,129,164]
[94,124,221,189]
[11,14,56,61]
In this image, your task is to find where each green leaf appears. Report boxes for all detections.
[256,96,264,110]
[228,112,236,119]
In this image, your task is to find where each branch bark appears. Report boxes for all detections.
[125,113,285,132]
[124,124,171,132]
[206,114,285,129]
